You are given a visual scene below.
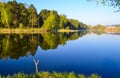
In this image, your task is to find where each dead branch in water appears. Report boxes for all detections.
[33,59,39,73]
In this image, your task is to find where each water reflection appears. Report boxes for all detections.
[0,31,120,78]
[0,31,87,60]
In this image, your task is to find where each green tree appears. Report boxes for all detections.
[59,14,68,29]
[19,3,28,28]
[79,22,88,29]
[0,2,2,27]
[42,11,59,30]
[28,4,38,28]
[7,0,21,28]
[69,19,80,29]
[0,2,12,28]
[39,9,50,27]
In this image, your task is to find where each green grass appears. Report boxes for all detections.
[0,72,101,78]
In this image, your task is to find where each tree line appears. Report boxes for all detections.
[0,0,88,30]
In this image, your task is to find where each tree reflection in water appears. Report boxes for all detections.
[0,31,88,60]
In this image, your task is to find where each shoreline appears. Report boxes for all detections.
[0,28,120,34]
[0,28,83,34]
[0,28,47,34]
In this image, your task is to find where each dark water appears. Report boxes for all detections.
[0,32,120,78]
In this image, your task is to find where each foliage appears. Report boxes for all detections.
[92,24,106,31]
[0,2,12,28]
[65,19,88,30]
[89,74,101,78]
[88,0,120,11]
[7,0,20,28]
[39,9,50,27]
[28,4,38,28]
[0,1,38,28]
[0,72,101,78]
[68,19,80,29]
[42,11,59,30]
[19,3,28,27]
[59,14,68,29]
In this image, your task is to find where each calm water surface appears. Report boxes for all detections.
[0,32,120,78]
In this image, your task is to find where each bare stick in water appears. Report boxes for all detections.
[33,59,39,73]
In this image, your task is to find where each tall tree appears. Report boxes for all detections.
[19,3,28,28]
[0,2,2,27]
[28,4,38,28]
[7,0,20,28]
[0,2,12,28]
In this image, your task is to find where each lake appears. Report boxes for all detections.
[0,31,120,78]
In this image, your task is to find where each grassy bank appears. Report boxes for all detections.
[0,28,81,34]
[0,28,47,34]
[0,28,83,34]
[0,72,101,78]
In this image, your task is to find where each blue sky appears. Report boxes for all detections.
[8,0,120,25]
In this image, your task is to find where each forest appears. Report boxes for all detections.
[0,0,88,30]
